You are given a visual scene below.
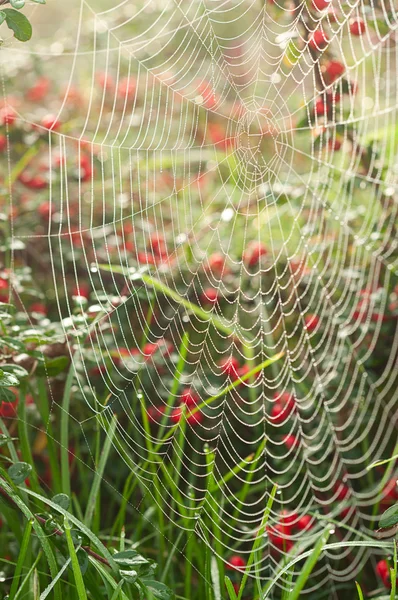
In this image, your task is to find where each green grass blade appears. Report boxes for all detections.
[0,477,61,600]
[84,414,117,528]
[22,486,118,572]
[278,528,330,600]
[13,552,42,600]
[60,365,75,498]
[237,483,278,600]
[9,517,34,600]
[225,576,238,600]
[64,517,88,600]
[391,542,397,600]
[355,581,364,600]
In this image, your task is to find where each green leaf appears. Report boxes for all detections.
[52,493,70,510]
[0,370,20,387]
[120,569,138,583]
[379,503,398,529]
[113,550,149,567]
[8,461,32,485]
[36,356,69,377]
[1,364,29,379]
[0,387,17,403]
[9,0,25,9]
[0,11,6,25]
[2,8,32,41]
[141,580,174,600]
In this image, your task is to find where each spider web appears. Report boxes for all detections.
[3,0,398,594]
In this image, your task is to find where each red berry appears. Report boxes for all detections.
[315,98,326,116]
[243,241,267,267]
[26,76,50,102]
[149,233,167,257]
[30,176,48,190]
[334,481,350,500]
[171,406,203,426]
[328,138,341,151]
[376,559,389,579]
[41,114,61,131]
[30,302,47,315]
[309,29,329,51]
[304,314,319,332]
[279,510,299,526]
[376,560,390,588]
[312,0,330,11]
[0,134,6,152]
[0,107,16,126]
[218,356,240,378]
[271,402,291,424]
[118,76,137,99]
[350,18,366,36]
[274,391,295,413]
[206,253,226,277]
[200,287,218,305]
[181,388,199,408]
[227,555,246,571]
[283,434,299,450]
[296,515,313,531]
[147,406,165,424]
[325,60,345,82]
[38,202,53,219]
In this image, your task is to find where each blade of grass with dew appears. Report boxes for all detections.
[40,558,71,600]
[22,486,118,572]
[261,527,332,599]
[158,330,190,440]
[225,576,238,600]
[8,517,34,600]
[64,518,87,600]
[17,384,40,493]
[287,527,330,600]
[32,568,40,600]
[237,484,278,600]
[0,478,61,600]
[35,378,61,493]
[391,541,397,600]
[13,552,42,600]
[88,557,130,600]
[84,414,117,528]
[110,581,125,600]
[99,263,239,339]
[60,365,75,498]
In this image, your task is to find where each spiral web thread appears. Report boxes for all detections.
[3,0,398,593]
